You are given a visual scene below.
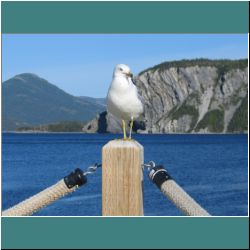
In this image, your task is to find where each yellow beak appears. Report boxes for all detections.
[126,72,133,77]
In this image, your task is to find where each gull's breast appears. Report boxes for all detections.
[107,87,143,120]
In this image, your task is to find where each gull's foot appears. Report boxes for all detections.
[114,137,127,141]
[127,137,135,141]
[114,137,134,141]
[114,138,126,141]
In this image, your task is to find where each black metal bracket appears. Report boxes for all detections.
[64,168,87,189]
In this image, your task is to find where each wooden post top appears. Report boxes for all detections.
[102,139,144,216]
[103,139,143,149]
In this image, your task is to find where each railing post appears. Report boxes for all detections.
[102,139,144,216]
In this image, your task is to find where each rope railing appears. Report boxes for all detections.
[2,179,77,216]
[2,158,210,216]
[145,162,210,216]
[2,164,101,216]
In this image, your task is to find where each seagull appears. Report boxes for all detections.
[107,64,143,140]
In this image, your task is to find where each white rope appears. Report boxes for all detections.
[2,180,76,216]
[160,180,210,216]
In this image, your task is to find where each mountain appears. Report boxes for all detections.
[82,59,248,134]
[2,73,106,130]
[78,96,106,108]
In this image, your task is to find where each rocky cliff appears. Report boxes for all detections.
[83,59,248,134]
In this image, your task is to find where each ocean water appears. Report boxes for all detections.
[1,133,248,216]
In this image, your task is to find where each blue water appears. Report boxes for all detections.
[2,133,248,216]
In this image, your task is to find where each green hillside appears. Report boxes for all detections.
[228,95,248,132]
[139,58,248,75]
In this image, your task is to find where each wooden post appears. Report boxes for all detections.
[102,139,144,216]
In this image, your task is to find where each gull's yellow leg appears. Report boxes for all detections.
[122,120,127,140]
[129,117,134,139]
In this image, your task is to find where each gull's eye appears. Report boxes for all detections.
[119,68,123,71]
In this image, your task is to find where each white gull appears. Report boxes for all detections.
[107,64,143,139]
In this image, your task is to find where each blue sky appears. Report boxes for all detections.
[2,34,248,97]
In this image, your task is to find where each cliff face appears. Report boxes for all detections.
[83,59,248,134]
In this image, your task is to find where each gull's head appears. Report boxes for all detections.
[113,64,133,78]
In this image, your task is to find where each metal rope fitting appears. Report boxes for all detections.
[83,163,102,176]
[148,165,172,189]
[142,161,156,171]
[64,168,87,189]
[64,163,101,189]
